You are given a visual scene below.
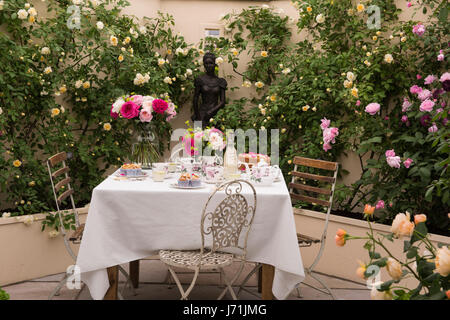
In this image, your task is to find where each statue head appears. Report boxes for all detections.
[203,52,216,75]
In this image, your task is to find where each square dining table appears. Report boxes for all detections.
[76,169,305,300]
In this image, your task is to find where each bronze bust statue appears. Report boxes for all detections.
[192,52,227,127]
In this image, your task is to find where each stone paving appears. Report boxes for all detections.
[4,258,370,300]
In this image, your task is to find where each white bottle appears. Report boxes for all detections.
[223,131,237,179]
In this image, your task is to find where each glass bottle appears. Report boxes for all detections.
[223,131,238,179]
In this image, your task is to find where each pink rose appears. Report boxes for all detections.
[412,24,426,36]
[323,143,332,152]
[440,72,450,82]
[407,2,412,7]
[152,99,169,114]
[403,158,413,168]
[416,74,422,80]
[419,99,435,112]
[424,75,437,85]
[376,200,385,209]
[139,107,153,122]
[365,103,380,115]
[385,149,396,158]
[402,98,412,112]
[428,123,438,133]
[401,115,408,123]
[320,118,331,130]
[120,101,140,119]
[356,100,361,106]
[418,89,432,101]
[129,95,144,106]
[387,156,401,168]
[437,51,445,61]
[410,85,422,94]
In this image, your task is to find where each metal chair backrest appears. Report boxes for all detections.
[200,179,257,259]
[289,156,339,242]
[46,152,80,237]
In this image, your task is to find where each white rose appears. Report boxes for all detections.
[435,246,450,277]
[175,47,184,55]
[0,107,2,115]
[185,68,193,76]
[262,4,269,9]
[142,99,153,112]
[386,258,403,281]
[316,14,325,24]
[72,0,83,5]
[22,215,34,226]
[25,3,30,9]
[163,76,172,84]
[18,9,29,20]
[44,67,52,74]
[215,57,224,64]
[49,230,60,238]
[0,1,4,10]
[96,21,104,30]
[282,68,291,75]
[2,212,10,218]
[158,58,166,66]
[346,71,356,81]
[41,47,51,55]
[27,7,37,16]
[112,98,125,113]
[139,26,147,34]
[75,80,83,88]
[384,54,394,64]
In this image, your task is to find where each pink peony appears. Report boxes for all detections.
[385,149,396,158]
[419,99,435,112]
[410,85,422,94]
[424,75,437,85]
[129,95,144,106]
[152,99,169,114]
[403,158,413,168]
[139,107,153,122]
[428,123,438,133]
[320,118,331,130]
[110,105,119,119]
[120,101,140,119]
[418,89,432,101]
[365,103,381,115]
[376,200,385,210]
[387,156,401,168]
[402,98,412,112]
[412,24,426,36]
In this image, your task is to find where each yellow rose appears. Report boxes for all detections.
[302,105,310,112]
[261,51,268,57]
[390,212,415,238]
[103,123,112,131]
[372,36,378,41]
[13,160,22,167]
[118,54,124,62]
[435,246,450,277]
[344,80,353,88]
[59,85,67,93]
[51,108,60,117]
[386,258,403,281]
[306,7,312,13]
[270,95,276,102]
[110,35,118,46]
[351,87,359,98]
[83,81,90,89]
[28,181,35,187]
[357,4,365,13]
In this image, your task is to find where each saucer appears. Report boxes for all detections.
[169,183,205,189]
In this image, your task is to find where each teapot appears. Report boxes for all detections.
[239,160,282,186]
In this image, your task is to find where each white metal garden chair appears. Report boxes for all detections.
[46,151,136,300]
[159,179,257,300]
[238,156,338,299]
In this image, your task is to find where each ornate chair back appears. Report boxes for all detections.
[200,179,257,260]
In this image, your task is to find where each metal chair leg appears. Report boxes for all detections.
[237,262,261,297]
[48,274,69,300]
[73,283,86,300]
[308,271,336,300]
[118,265,137,296]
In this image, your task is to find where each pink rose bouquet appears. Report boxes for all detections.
[320,118,339,152]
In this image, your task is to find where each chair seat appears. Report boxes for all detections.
[69,223,85,243]
[159,249,234,270]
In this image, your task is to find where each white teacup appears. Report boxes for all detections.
[152,170,166,182]
[153,162,168,173]
[205,166,224,182]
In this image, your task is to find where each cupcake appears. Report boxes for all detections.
[178,173,191,187]
[190,173,201,187]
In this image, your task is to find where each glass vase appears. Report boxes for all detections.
[131,129,160,169]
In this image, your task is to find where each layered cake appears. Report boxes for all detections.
[120,163,143,176]
[238,153,270,170]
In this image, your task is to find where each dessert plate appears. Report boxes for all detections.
[169,183,205,189]
[114,172,148,179]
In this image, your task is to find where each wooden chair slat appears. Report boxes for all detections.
[57,189,74,205]
[294,156,337,171]
[291,171,335,183]
[69,223,85,243]
[52,167,69,179]
[290,193,330,207]
[288,182,331,195]
[55,177,71,191]
[48,152,67,167]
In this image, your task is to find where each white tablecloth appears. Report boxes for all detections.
[76,170,305,300]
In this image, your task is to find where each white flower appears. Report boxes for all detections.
[316,14,325,24]
[346,71,357,81]
[112,97,125,113]
[41,47,50,55]
[27,7,37,16]
[133,73,149,86]
[175,47,185,55]
[2,212,10,218]
[24,3,30,9]
[231,48,239,56]
[242,80,252,88]
[384,54,394,64]
[0,1,4,10]
[343,80,353,88]
[255,81,264,88]
[262,4,269,9]
[22,215,34,226]
[18,9,29,20]
[185,68,193,76]
[96,21,104,30]
[0,107,2,115]
[130,27,138,38]
[44,67,52,74]
[139,26,147,34]
[282,68,291,75]
[49,230,60,238]
[209,132,224,150]
[215,57,224,64]
[158,58,166,66]
[163,76,172,84]
[75,80,83,88]
[72,0,83,5]
[109,35,118,46]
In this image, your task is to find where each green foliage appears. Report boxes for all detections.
[0,287,9,300]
